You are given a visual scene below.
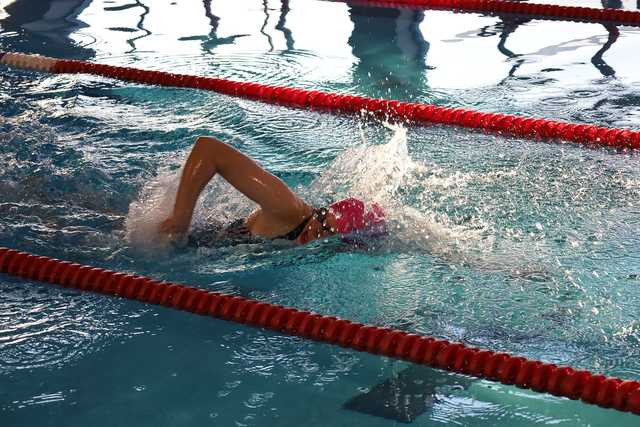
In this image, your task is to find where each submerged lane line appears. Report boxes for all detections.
[1,247,640,415]
[1,51,639,150]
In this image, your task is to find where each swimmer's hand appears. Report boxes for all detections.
[159,216,190,243]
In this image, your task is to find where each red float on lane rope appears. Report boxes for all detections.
[1,246,640,415]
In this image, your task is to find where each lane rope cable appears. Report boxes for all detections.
[1,246,640,415]
[1,51,639,150]
[336,0,640,27]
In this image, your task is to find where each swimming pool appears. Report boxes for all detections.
[2,0,640,425]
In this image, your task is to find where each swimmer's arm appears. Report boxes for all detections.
[161,136,305,234]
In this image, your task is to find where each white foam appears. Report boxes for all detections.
[125,169,180,250]
[124,154,256,251]
[307,124,491,260]
[309,124,554,273]
[125,125,545,273]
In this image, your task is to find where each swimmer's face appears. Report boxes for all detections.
[297,211,338,245]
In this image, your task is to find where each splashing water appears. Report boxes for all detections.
[307,123,499,263]
[125,123,545,273]
[125,163,256,251]
[308,123,415,207]
[125,170,180,250]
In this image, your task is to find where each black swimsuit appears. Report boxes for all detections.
[187,214,312,248]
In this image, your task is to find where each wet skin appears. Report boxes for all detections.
[161,136,339,245]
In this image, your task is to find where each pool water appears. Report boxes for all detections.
[2,0,640,425]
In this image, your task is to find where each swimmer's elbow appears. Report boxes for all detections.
[194,135,224,152]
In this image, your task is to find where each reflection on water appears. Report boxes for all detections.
[476,0,532,83]
[275,0,294,51]
[465,0,623,82]
[488,0,627,79]
[2,0,637,100]
[0,0,93,58]
[255,0,295,53]
[200,0,247,49]
[103,0,151,53]
[592,22,619,77]
[348,5,429,99]
[589,0,621,77]
[0,0,90,35]
[260,0,274,51]
[177,0,248,54]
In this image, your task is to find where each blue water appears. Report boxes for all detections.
[2,0,640,425]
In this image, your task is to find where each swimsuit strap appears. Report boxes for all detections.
[273,213,314,241]
[205,207,329,245]
[273,207,333,241]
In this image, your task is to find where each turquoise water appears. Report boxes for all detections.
[2,0,640,425]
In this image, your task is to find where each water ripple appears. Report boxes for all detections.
[0,283,133,373]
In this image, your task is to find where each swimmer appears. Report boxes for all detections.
[160,136,386,246]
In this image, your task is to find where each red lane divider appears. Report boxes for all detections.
[1,51,639,150]
[339,0,640,27]
[1,246,640,414]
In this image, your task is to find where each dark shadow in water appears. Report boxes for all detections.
[591,0,621,77]
[348,5,429,100]
[492,0,530,82]
[275,0,294,51]
[260,0,274,51]
[591,23,619,77]
[116,0,152,53]
[494,0,621,80]
[603,0,623,8]
[467,0,531,84]
[203,0,221,34]
[344,365,472,423]
[255,0,295,53]
[589,88,640,127]
[492,16,531,84]
[0,0,94,59]
[187,0,248,54]
[465,0,623,82]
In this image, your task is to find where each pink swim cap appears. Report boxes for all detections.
[329,198,386,235]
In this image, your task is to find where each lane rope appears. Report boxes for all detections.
[339,0,640,27]
[1,51,639,150]
[1,246,640,415]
